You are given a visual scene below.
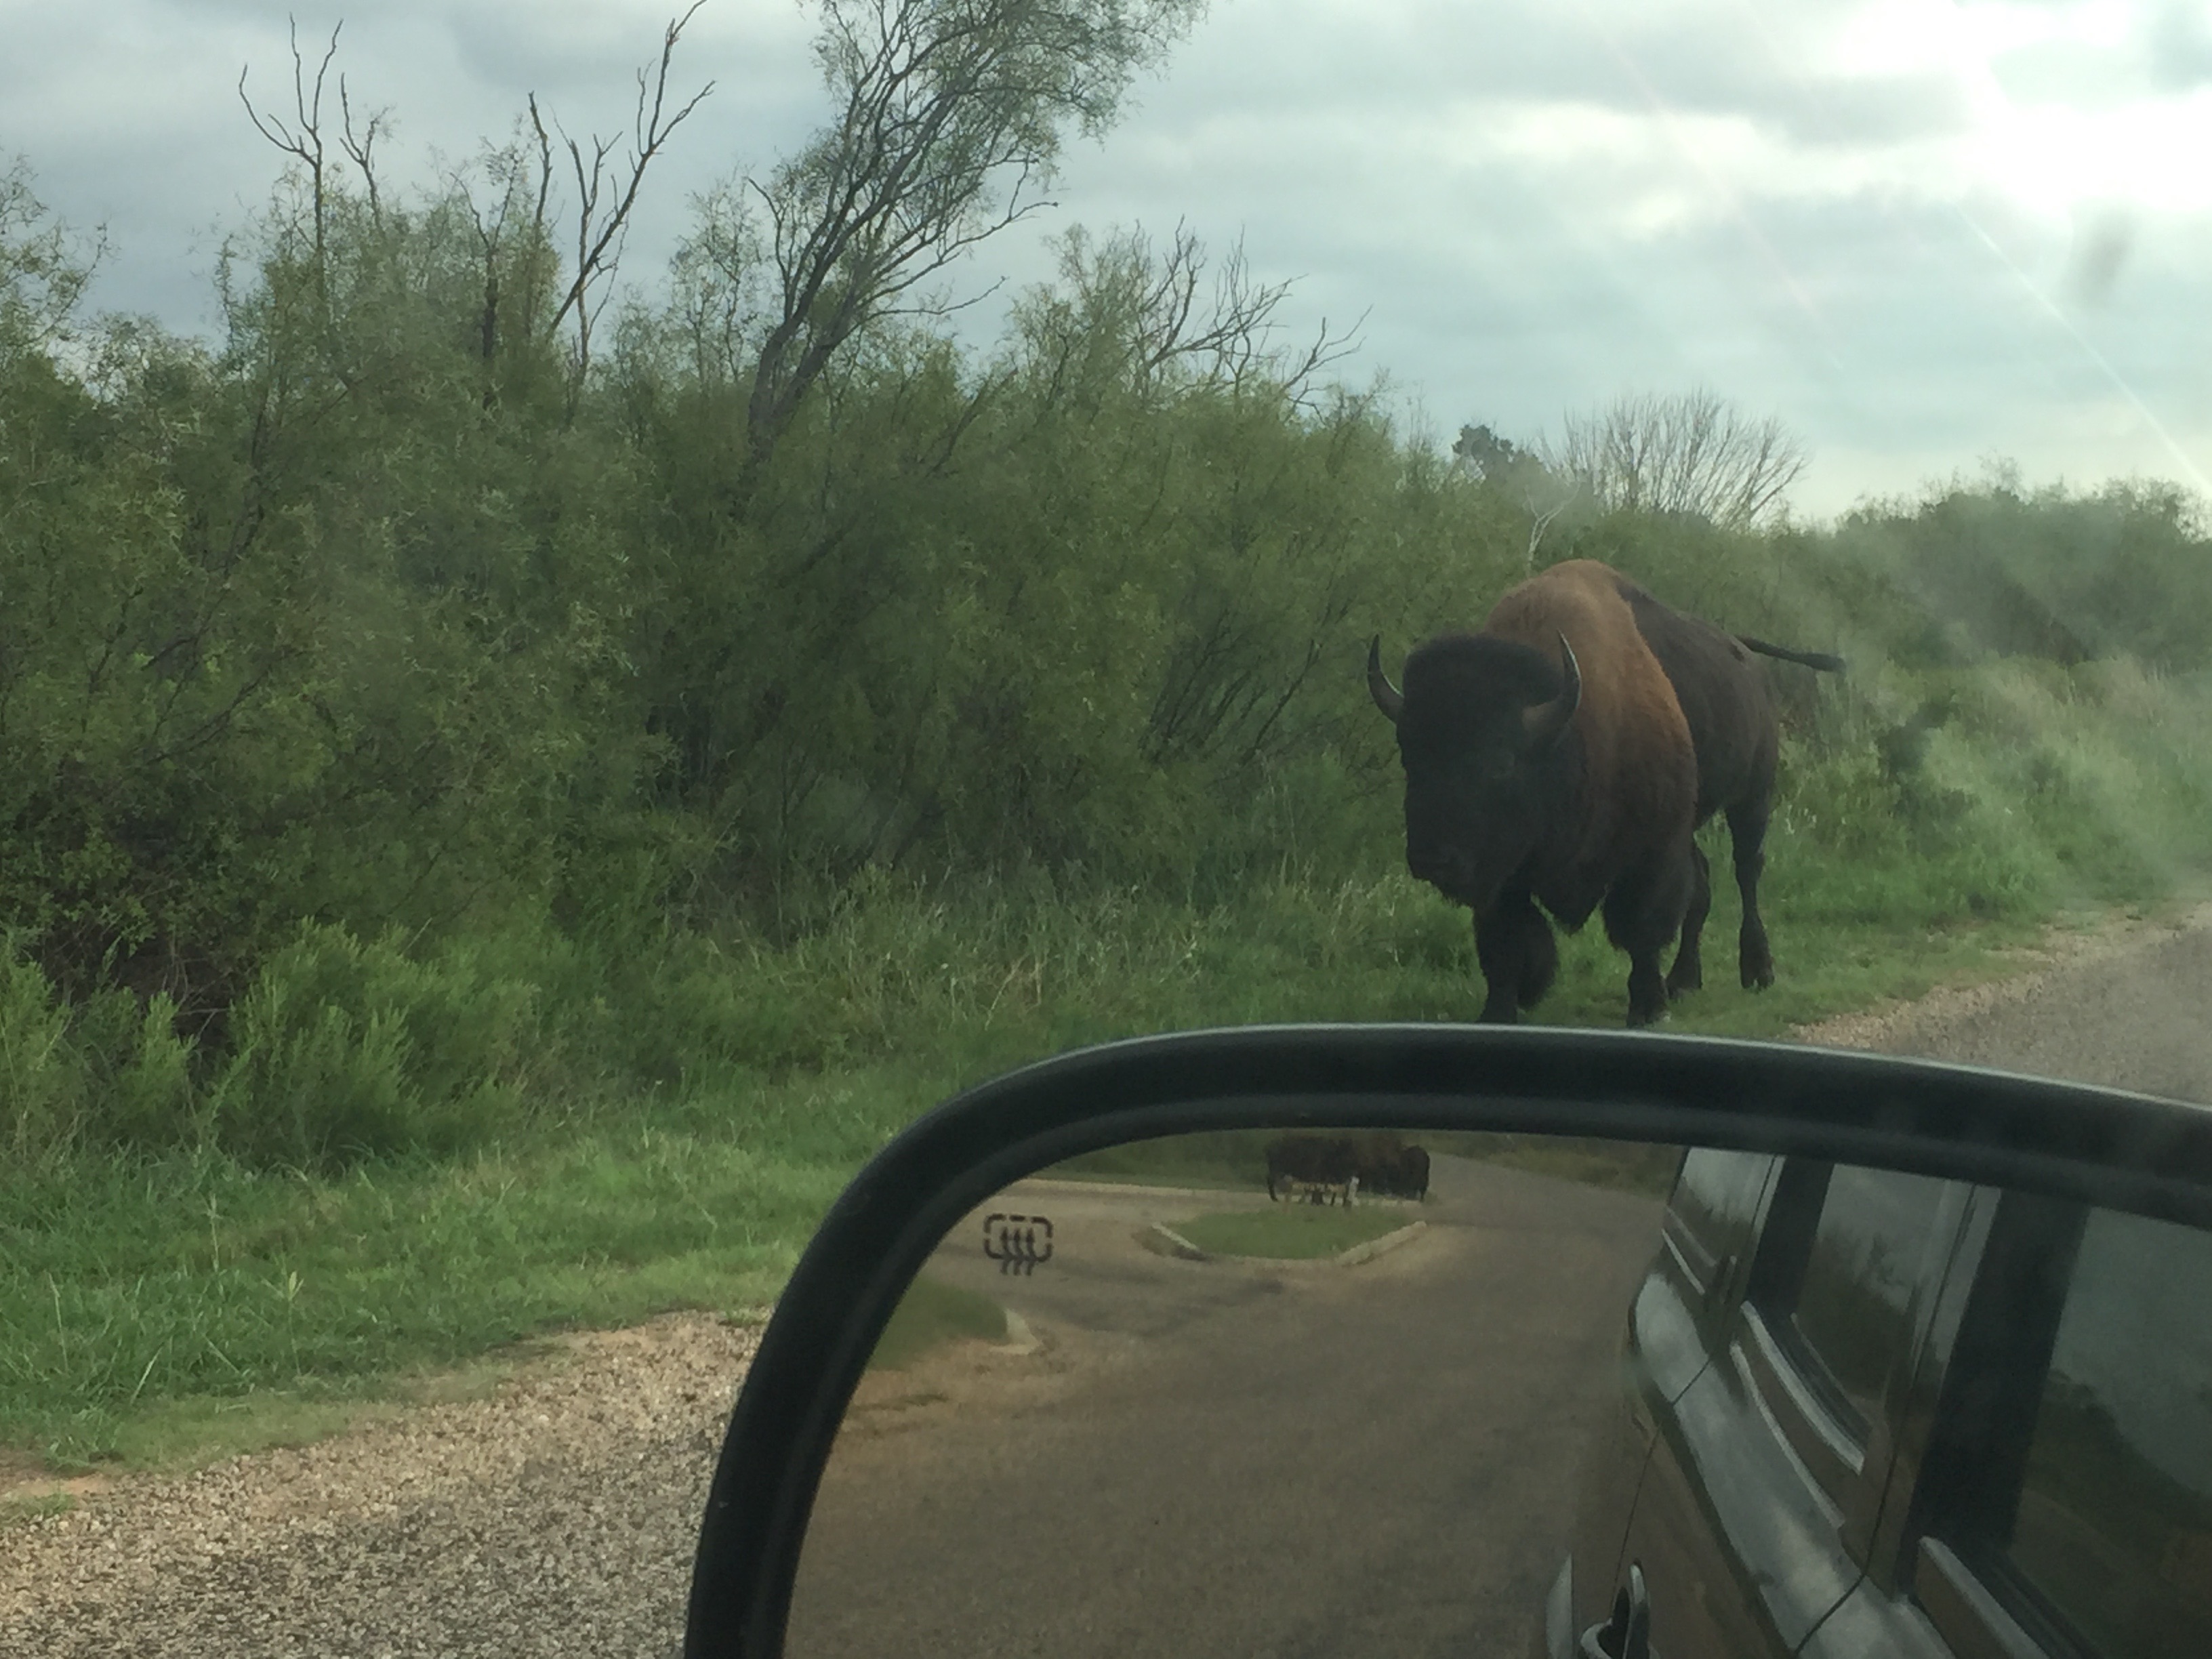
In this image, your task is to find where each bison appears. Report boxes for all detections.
[1388,1145,1430,1202]
[1266,1133,1430,1202]
[1368,559,1841,1027]
[1265,1134,1357,1202]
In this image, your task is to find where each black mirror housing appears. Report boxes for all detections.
[682,1024,2212,1657]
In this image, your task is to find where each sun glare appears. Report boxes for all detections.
[1834,0,2211,222]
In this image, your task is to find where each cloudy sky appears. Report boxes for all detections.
[5,0,2209,518]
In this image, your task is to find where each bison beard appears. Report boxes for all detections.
[1369,559,1839,1027]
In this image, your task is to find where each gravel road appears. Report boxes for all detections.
[5,901,2208,1658]
[0,1318,758,1658]
[787,1158,1664,1659]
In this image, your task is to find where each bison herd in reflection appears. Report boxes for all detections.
[1368,559,1844,1027]
[1264,1132,1429,1207]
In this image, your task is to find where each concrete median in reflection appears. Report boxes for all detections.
[1139,1218,1428,1267]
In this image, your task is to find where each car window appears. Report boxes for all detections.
[1998,1208,2212,1657]
[1663,1159,1769,1283]
[1753,1162,1952,1442]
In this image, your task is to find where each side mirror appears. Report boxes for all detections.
[682,1026,2212,1659]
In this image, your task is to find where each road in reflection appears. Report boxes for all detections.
[788,1146,1668,1658]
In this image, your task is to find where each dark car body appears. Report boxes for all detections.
[1551,1145,2212,1658]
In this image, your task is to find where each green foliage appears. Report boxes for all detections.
[1830,475,2212,670]
[0,949,80,1164]
[8,120,2212,1186]
[1,947,196,1164]
[0,158,98,357]
[205,925,545,1171]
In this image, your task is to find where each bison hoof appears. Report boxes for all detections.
[1742,959,1776,990]
[1666,964,1703,996]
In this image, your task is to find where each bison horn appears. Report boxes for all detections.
[1366,636,1404,723]
[1521,632,1582,750]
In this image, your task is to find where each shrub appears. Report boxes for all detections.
[0,947,83,1162]
[205,924,544,1170]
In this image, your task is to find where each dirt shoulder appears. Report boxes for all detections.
[0,1313,758,1656]
[1791,897,2212,1098]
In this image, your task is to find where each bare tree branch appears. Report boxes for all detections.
[337,77,389,222]
[743,0,1205,475]
[540,2,714,384]
[1540,386,1809,529]
[239,20,346,267]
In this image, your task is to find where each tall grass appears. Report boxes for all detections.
[5,654,2212,1471]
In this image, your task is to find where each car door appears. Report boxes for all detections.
[1614,1155,1978,1656]
[1563,1147,1784,1650]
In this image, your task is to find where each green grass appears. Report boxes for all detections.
[1172,1204,1409,1259]
[0,1126,847,1470]
[1048,1131,1277,1191]
[0,871,2190,1479]
[1,1491,77,1530]
[9,660,2212,1481]
[865,1276,1009,1372]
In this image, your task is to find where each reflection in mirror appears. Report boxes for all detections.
[785,1129,1679,1657]
[785,1126,2212,1658]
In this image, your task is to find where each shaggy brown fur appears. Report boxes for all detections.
[1372,559,1835,1025]
[1483,561,1698,897]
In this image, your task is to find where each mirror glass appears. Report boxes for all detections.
[783,1127,2212,1659]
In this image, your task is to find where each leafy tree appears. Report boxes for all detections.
[0,159,100,356]
[1454,422,1578,565]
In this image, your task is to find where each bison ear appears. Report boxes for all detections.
[1366,636,1405,723]
[1520,632,1581,750]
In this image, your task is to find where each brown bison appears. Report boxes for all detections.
[1368,560,1841,1026]
[1265,1134,1357,1202]
[1387,1145,1430,1202]
[1265,1132,1430,1202]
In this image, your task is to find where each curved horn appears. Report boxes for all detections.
[1521,632,1582,750]
[1366,636,1404,723]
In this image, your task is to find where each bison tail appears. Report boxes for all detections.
[1738,636,1845,674]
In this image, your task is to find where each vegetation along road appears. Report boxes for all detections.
[5,903,2209,1656]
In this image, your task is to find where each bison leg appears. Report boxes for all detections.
[1667,841,1711,996]
[1603,844,1696,1027]
[1727,798,1776,989]
[1475,889,1557,1022]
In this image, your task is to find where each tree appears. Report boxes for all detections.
[242,12,711,402]
[0,157,101,357]
[1454,422,1577,567]
[742,0,1209,474]
[1540,387,1807,530]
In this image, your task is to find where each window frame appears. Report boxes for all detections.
[1658,1145,1780,1343]
[1899,1189,2212,1659]
[1734,1157,1976,1561]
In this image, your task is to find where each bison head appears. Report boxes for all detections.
[1368,631,1580,913]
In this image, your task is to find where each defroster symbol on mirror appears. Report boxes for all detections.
[981,1213,1054,1275]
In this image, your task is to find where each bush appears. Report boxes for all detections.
[205,924,546,1170]
[0,947,83,1162]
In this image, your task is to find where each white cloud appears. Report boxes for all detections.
[5,0,2211,515]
